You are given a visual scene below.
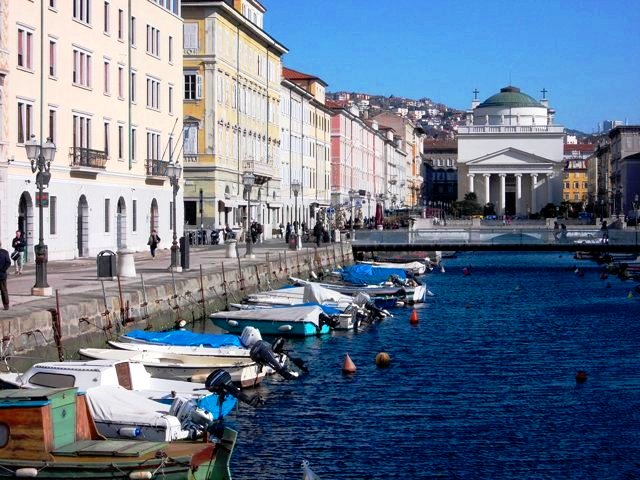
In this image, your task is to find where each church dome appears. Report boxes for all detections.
[478,86,543,109]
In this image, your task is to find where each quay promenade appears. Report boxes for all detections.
[0,239,353,367]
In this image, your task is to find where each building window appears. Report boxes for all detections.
[131,71,137,102]
[183,125,198,154]
[168,36,173,63]
[73,0,91,24]
[49,196,57,235]
[184,73,201,100]
[146,25,160,57]
[17,101,33,144]
[146,77,160,109]
[104,198,110,232]
[48,108,56,143]
[103,1,110,34]
[183,23,198,50]
[118,124,124,160]
[104,121,110,157]
[118,65,124,99]
[118,9,124,40]
[132,199,137,232]
[72,114,91,150]
[147,131,160,160]
[17,27,34,70]
[103,60,110,94]
[131,128,136,162]
[130,17,136,46]
[48,39,57,77]
[73,48,92,88]
[49,0,57,8]
[168,85,173,114]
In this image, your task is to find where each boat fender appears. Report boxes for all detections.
[118,427,142,438]
[15,469,39,478]
[278,324,293,332]
[129,472,153,480]
[205,369,264,408]
[227,320,239,327]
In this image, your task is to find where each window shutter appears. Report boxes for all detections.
[183,23,198,49]
[196,74,202,99]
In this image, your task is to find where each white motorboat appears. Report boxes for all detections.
[78,348,266,387]
[358,259,430,275]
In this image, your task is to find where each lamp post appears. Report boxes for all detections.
[166,160,182,271]
[24,135,56,296]
[243,172,256,258]
[366,192,371,224]
[633,194,639,231]
[291,180,301,249]
[349,189,358,241]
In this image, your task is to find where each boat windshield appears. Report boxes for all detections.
[29,372,76,388]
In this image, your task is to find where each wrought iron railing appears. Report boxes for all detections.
[69,147,108,168]
[145,159,169,177]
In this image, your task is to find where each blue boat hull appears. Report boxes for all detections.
[211,317,330,337]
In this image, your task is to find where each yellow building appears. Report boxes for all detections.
[562,144,594,206]
[1,0,183,270]
[181,0,287,238]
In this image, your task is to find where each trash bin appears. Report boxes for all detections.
[97,250,117,278]
[179,236,190,271]
[225,239,237,258]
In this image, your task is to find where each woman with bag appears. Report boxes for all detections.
[148,230,161,258]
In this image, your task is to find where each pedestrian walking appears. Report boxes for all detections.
[11,230,25,275]
[313,221,323,247]
[600,220,609,244]
[0,241,11,310]
[285,222,292,244]
[148,230,161,258]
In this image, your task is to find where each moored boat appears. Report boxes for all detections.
[78,348,265,387]
[0,387,238,479]
[210,304,333,337]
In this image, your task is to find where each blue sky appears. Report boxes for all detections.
[263,0,640,133]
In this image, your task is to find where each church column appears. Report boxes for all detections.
[468,174,475,193]
[484,174,491,206]
[499,174,506,215]
[546,173,553,206]
[531,174,538,213]
[515,174,522,215]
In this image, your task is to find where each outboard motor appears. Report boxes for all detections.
[249,340,299,380]
[169,396,216,440]
[205,369,264,407]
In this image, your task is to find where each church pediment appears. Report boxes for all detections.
[466,147,555,166]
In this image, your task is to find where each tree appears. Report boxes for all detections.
[458,192,482,216]
[540,203,558,218]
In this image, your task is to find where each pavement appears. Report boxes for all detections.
[0,238,347,318]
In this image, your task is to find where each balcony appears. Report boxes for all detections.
[145,159,169,185]
[69,147,107,178]
[243,158,274,185]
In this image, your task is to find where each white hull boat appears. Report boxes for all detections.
[78,348,266,387]
[358,259,430,275]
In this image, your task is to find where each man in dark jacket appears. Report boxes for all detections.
[0,241,11,310]
[313,221,323,247]
[11,230,25,274]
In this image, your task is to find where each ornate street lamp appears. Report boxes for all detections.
[366,192,372,223]
[166,160,182,271]
[633,194,639,231]
[291,180,301,250]
[243,172,256,258]
[349,189,359,241]
[24,135,56,296]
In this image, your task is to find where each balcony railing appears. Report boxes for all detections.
[145,159,169,177]
[458,125,565,135]
[243,158,274,185]
[69,147,108,169]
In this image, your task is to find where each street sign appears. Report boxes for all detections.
[327,207,335,215]
[355,200,362,208]
[36,192,49,208]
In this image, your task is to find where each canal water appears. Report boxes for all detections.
[199,251,640,479]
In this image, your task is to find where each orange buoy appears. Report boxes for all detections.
[463,267,470,276]
[409,309,419,325]
[342,353,356,374]
[375,352,391,368]
[575,371,588,383]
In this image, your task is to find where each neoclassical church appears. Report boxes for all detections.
[457,86,565,216]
